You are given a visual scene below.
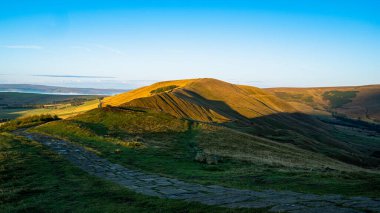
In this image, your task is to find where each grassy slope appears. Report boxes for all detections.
[0,114,59,132]
[0,132,255,213]
[32,108,380,197]
[14,99,100,119]
[0,108,33,120]
[103,79,194,106]
[266,85,380,122]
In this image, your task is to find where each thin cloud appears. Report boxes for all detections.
[3,45,43,49]
[33,74,115,79]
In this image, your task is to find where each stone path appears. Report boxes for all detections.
[18,132,380,212]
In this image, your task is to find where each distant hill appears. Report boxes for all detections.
[265,85,380,123]
[0,84,128,95]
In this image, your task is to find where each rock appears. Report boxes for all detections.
[133,136,144,142]
[194,151,219,165]
[195,151,207,163]
[206,155,219,165]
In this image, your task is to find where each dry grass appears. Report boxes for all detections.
[266,85,380,122]
[196,124,366,172]
[15,99,99,119]
[103,79,195,106]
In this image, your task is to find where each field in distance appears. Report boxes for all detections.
[0,92,102,120]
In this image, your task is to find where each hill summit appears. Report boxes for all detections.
[103,78,296,122]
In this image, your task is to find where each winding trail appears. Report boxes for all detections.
[18,131,380,213]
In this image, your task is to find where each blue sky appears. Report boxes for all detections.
[0,0,379,89]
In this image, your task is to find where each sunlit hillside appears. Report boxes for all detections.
[104,78,296,122]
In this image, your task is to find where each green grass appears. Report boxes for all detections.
[274,92,314,104]
[0,92,101,120]
[323,90,358,108]
[14,99,100,119]
[150,85,178,94]
[0,132,262,213]
[0,107,35,120]
[0,114,60,132]
[31,108,380,198]
[0,92,103,120]
[0,92,100,106]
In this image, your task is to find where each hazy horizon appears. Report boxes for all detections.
[1,0,379,88]
[0,76,380,90]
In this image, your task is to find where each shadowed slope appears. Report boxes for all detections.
[266,85,380,123]
[123,92,230,122]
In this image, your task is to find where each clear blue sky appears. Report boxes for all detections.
[0,0,379,88]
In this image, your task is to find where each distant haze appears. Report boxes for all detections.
[0,84,128,95]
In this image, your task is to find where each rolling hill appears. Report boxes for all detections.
[265,85,380,123]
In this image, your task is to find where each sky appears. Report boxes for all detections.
[0,0,379,89]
